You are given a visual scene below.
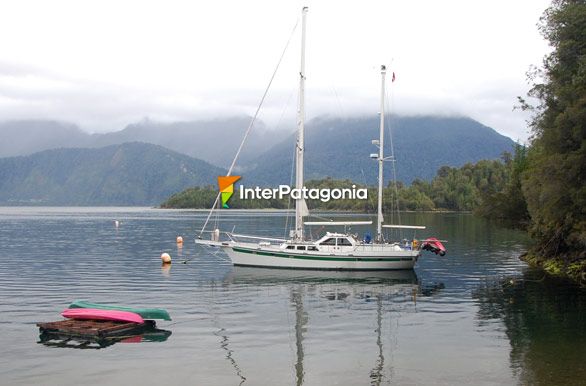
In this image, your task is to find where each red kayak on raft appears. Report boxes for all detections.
[61,308,145,324]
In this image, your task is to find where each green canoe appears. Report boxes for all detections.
[69,300,172,321]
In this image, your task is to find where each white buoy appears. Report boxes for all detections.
[160,252,172,264]
[114,220,120,228]
[176,236,184,244]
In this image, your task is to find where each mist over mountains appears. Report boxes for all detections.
[0,117,283,168]
[0,115,517,205]
[0,120,90,158]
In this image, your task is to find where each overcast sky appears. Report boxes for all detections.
[0,0,552,141]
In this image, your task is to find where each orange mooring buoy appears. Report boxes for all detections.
[160,253,172,264]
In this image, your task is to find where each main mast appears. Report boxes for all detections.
[294,6,308,241]
[376,65,386,242]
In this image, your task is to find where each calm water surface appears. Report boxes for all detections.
[0,207,584,385]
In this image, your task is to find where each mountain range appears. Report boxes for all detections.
[245,115,516,185]
[0,115,517,205]
[0,142,224,205]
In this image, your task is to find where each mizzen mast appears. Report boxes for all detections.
[376,65,387,242]
[294,6,309,241]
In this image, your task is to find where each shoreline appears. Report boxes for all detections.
[158,206,470,214]
[521,252,586,286]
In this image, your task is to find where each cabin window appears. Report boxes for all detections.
[307,246,318,251]
[286,245,295,250]
[296,246,306,250]
[320,238,336,246]
[337,238,353,246]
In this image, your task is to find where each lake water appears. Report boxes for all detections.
[0,207,584,385]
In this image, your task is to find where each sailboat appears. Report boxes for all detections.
[195,6,445,270]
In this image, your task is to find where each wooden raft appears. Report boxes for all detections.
[37,319,152,339]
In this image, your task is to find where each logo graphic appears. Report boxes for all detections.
[218,176,241,208]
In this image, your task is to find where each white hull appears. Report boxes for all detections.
[212,242,419,270]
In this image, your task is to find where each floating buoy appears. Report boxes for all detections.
[114,220,120,228]
[160,253,172,264]
[176,236,183,244]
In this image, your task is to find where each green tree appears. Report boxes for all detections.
[476,145,530,227]
[522,0,586,262]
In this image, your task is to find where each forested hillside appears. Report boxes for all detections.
[244,116,516,185]
[0,142,224,205]
[482,0,586,282]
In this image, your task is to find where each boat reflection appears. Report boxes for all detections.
[370,293,386,385]
[291,287,307,386]
[223,267,426,385]
[224,266,419,285]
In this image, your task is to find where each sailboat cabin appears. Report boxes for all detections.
[281,232,357,253]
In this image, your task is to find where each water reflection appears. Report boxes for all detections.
[223,267,424,385]
[419,281,445,297]
[161,263,172,277]
[369,294,385,385]
[37,324,172,350]
[473,269,586,386]
[291,287,307,386]
[224,266,419,285]
[214,327,247,386]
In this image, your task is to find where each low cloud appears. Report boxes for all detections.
[0,60,534,141]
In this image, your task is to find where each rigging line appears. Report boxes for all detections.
[385,77,402,238]
[280,88,297,240]
[329,85,345,117]
[285,142,296,239]
[360,168,377,214]
[199,17,300,237]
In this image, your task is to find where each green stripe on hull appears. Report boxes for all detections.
[232,247,414,262]
[233,263,413,271]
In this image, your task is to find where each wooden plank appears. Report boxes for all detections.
[37,319,149,339]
